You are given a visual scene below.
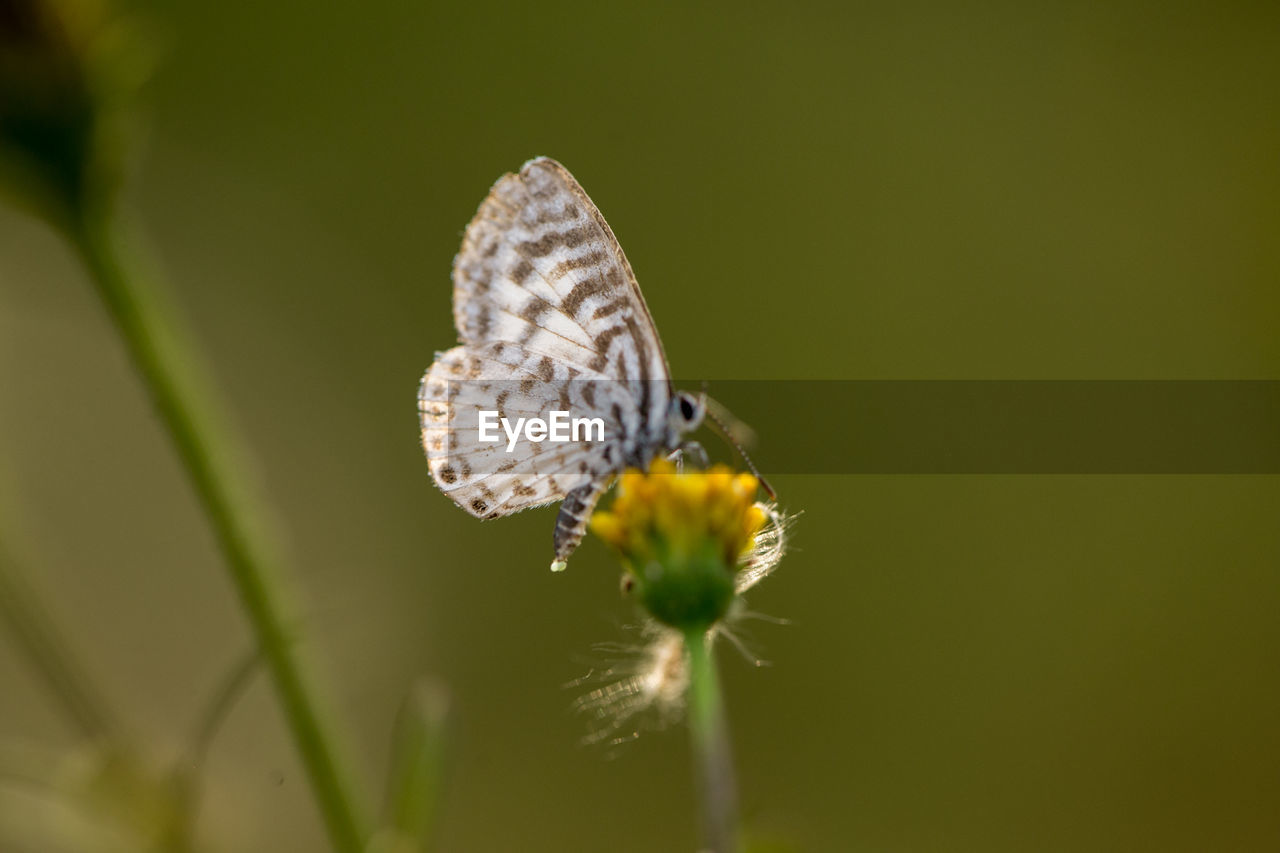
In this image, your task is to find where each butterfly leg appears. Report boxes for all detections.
[668,440,709,472]
[550,479,608,572]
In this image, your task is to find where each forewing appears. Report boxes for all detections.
[419,342,636,518]
[452,158,671,409]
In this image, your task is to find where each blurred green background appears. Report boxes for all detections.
[2,0,1278,850]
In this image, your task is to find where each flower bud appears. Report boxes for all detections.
[0,0,144,227]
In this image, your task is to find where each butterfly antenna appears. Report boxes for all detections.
[703,397,777,500]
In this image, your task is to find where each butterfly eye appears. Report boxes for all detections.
[674,392,703,429]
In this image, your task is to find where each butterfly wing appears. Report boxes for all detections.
[419,341,639,518]
[452,157,672,439]
[422,157,677,566]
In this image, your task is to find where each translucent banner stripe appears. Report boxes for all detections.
[701,380,1280,474]
[423,380,1280,474]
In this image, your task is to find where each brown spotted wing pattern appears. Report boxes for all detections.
[419,158,696,569]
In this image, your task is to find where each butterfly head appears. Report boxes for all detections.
[667,390,706,446]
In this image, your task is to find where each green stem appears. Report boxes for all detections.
[67,207,368,853]
[685,630,738,853]
[0,536,120,742]
[379,680,451,850]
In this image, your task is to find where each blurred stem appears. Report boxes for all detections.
[0,536,119,741]
[187,646,261,771]
[376,680,451,851]
[65,204,368,853]
[685,630,738,853]
[172,646,262,850]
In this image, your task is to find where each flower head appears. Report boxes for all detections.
[590,459,770,632]
[578,460,790,744]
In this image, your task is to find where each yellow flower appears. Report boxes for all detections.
[589,459,769,631]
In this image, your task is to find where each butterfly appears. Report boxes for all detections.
[418,158,705,571]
